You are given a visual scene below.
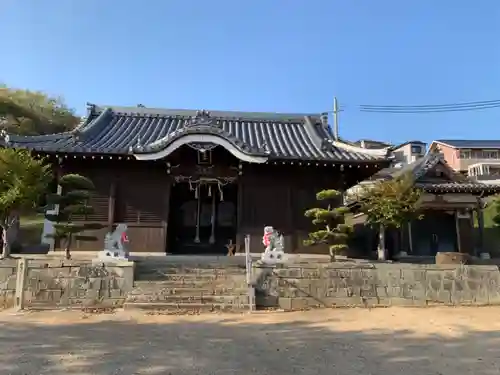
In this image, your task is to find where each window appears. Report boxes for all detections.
[483,150,499,159]
[459,150,471,159]
[411,145,422,154]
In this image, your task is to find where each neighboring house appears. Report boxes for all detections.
[428,140,500,183]
[390,141,427,165]
[354,139,392,150]
[356,139,427,166]
[344,152,500,260]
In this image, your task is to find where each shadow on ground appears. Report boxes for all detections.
[0,310,499,374]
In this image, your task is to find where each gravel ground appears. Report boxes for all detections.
[1,307,500,375]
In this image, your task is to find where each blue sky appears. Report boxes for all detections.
[1,0,499,144]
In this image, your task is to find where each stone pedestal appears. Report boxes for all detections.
[435,252,471,265]
[96,249,128,262]
[261,249,285,265]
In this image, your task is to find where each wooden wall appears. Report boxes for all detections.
[55,149,380,255]
[61,158,170,252]
[238,163,347,255]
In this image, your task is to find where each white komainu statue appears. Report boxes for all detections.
[260,226,285,265]
[97,223,129,260]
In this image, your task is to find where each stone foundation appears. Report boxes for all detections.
[0,260,17,309]
[0,258,134,310]
[254,262,500,310]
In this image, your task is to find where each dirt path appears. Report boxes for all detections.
[1,307,499,374]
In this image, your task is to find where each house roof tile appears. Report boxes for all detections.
[2,105,389,163]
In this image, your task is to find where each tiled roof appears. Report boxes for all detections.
[1,105,389,162]
[415,182,500,194]
[435,139,500,149]
[345,152,500,201]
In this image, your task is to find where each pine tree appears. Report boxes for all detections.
[44,174,104,259]
[356,173,422,260]
[304,189,352,261]
[491,197,500,228]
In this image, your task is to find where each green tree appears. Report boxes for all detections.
[304,189,353,261]
[45,174,104,259]
[489,196,500,228]
[0,149,52,258]
[356,173,422,260]
[0,84,80,135]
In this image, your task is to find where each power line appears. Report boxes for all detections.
[360,99,500,109]
[360,102,500,113]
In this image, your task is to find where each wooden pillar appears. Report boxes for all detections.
[107,181,116,232]
[288,184,298,253]
[162,179,172,254]
[477,197,490,259]
[236,177,244,253]
[455,210,462,253]
[408,221,414,255]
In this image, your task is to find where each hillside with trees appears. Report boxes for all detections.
[0,84,80,135]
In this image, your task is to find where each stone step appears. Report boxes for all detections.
[134,272,247,282]
[134,264,247,271]
[123,301,252,313]
[129,285,249,296]
[135,264,247,272]
[126,294,251,304]
[133,279,248,288]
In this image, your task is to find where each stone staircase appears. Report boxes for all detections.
[124,257,254,313]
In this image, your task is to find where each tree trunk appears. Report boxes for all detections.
[8,214,19,246]
[377,224,386,261]
[329,246,336,262]
[65,235,72,259]
[1,226,10,259]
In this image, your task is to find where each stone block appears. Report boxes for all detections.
[389,297,416,307]
[425,271,443,291]
[0,267,15,283]
[401,268,426,283]
[451,289,475,304]
[290,297,310,310]
[436,252,471,265]
[359,284,377,298]
[360,268,377,282]
[472,287,489,305]
[376,286,389,298]
[408,285,426,301]
[442,278,454,292]
[274,268,302,278]
[323,297,352,307]
[256,295,278,308]
[278,297,293,310]
[437,291,452,304]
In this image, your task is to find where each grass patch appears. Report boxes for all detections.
[19,214,44,246]
[20,213,45,227]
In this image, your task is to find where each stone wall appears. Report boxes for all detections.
[0,259,134,310]
[254,262,500,310]
[0,260,17,309]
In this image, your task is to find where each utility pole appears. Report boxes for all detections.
[333,96,339,140]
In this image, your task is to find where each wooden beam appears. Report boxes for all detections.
[162,178,172,254]
[107,181,116,231]
[455,210,462,253]
[236,178,244,253]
